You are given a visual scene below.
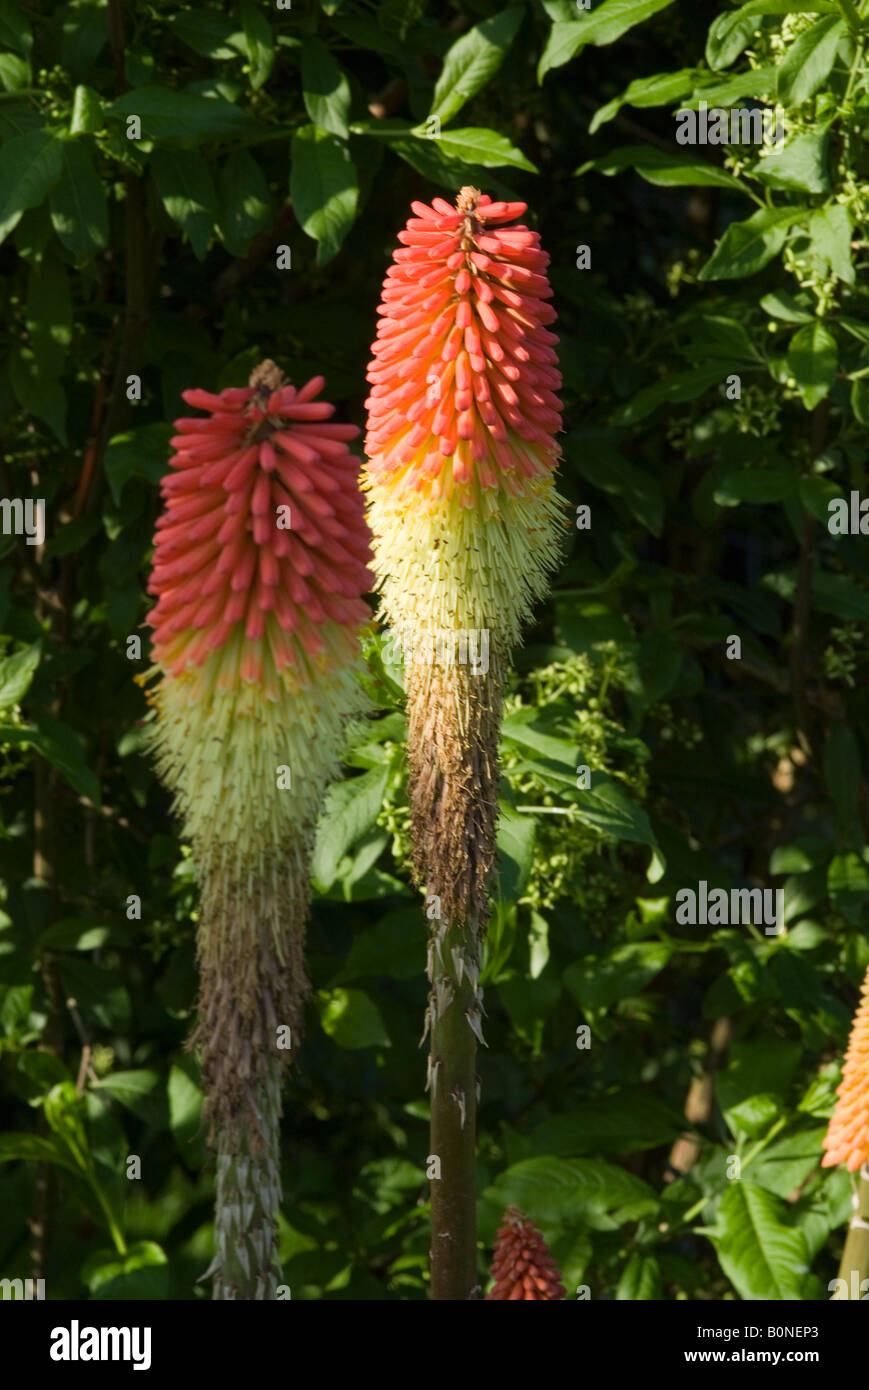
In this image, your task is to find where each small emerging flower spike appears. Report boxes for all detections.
[363,190,565,1299]
[823,965,869,1173]
[143,361,372,1299]
[486,1206,565,1301]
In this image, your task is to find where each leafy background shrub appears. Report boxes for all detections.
[0,0,867,1299]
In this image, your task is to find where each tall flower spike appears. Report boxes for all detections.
[486,1206,565,1301]
[142,361,372,1299]
[363,189,564,1298]
[823,965,869,1172]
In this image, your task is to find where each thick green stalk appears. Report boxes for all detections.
[834,1166,869,1300]
[408,655,503,1300]
[192,864,307,1300]
[212,1061,283,1300]
[427,918,479,1299]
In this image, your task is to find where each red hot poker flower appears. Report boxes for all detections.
[486,1206,566,1301]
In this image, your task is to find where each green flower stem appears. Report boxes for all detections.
[211,1058,284,1301]
[834,1166,869,1299]
[428,934,479,1300]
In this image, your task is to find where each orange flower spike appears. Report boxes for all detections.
[486,1207,566,1301]
[363,187,564,652]
[823,965,869,1172]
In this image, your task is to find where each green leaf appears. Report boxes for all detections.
[166,12,244,60]
[717,1038,802,1111]
[808,204,854,286]
[104,423,172,503]
[753,132,830,194]
[318,987,390,1049]
[785,919,827,950]
[108,86,265,146]
[239,0,275,90]
[33,255,71,349]
[776,15,845,104]
[374,129,517,193]
[16,1051,71,1095]
[750,1126,830,1198]
[168,1059,204,1154]
[36,919,115,951]
[769,839,828,876]
[83,1241,169,1300]
[483,1155,658,1228]
[681,313,764,363]
[301,37,352,138]
[724,1092,780,1139]
[93,1070,168,1129]
[501,713,577,767]
[58,958,130,1031]
[698,207,804,282]
[0,128,64,246]
[430,7,524,125]
[528,1091,682,1154]
[574,777,662,863]
[633,630,683,703]
[564,942,672,1013]
[421,125,536,172]
[49,139,108,259]
[0,640,40,711]
[0,715,99,803]
[497,801,536,899]
[616,1253,662,1299]
[528,909,549,979]
[217,148,270,255]
[590,68,696,133]
[579,143,746,191]
[785,322,837,410]
[839,316,869,346]
[853,377,869,426]
[612,364,726,425]
[539,0,676,80]
[798,469,842,520]
[704,2,836,69]
[688,66,777,107]
[330,14,411,62]
[290,123,358,266]
[564,432,664,534]
[823,725,860,837]
[0,52,29,91]
[9,343,66,439]
[714,470,796,505]
[767,569,869,623]
[705,8,759,70]
[0,1131,78,1175]
[332,907,422,984]
[0,0,32,58]
[827,852,869,922]
[709,1182,810,1300]
[150,147,217,260]
[554,598,633,653]
[497,967,558,1045]
[311,765,389,889]
[760,289,813,323]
